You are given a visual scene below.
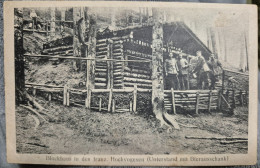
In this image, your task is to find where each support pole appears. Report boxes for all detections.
[171,88,176,114]
[112,99,115,113]
[129,101,133,112]
[108,89,113,112]
[86,87,91,109]
[133,85,137,113]
[208,90,212,112]
[195,92,200,114]
[63,85,67,106]
[66,88,70,106]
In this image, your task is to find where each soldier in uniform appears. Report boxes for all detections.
[177,53,189,90]
[164,53,179,90]
[191,51,210,89]
[207,53,223,89]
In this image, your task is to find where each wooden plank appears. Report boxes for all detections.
[108,89,113,112]
[66,89,70,106]
[129,101,133,112]
[195,92,200,114]
[208,90,212,112]
[171,88,176,114]
[63,86,67,106]
[133,85,137,113]
[112,99,115,113]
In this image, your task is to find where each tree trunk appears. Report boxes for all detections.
[73,7,82,71]
[151,8,166,126]
[14,8,25,105]
[86,12,97,89]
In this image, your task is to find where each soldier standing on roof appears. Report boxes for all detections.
[191,50,210,89]
[164,52,180,90]
[207,53,223,89]
[177,53,189,90]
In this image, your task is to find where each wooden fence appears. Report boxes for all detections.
[25,83,248,114]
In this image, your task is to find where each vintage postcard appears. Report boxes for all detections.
[4,1,258,166]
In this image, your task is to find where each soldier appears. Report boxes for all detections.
[164,53,180,90]
[191,50,210,89]
[177,53,189,90]
[29,9,38,29]
[207,53,223,89]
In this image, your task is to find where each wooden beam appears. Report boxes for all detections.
[99,98,102,111]
[66,89,70,106]
[195,92,200,114]
[171,88,176,115]
[63,86,67,106]
[133,85,137,113]
[208,90,212,112]
[108,89,113,112]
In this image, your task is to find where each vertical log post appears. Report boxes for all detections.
[151,8,165,120]
[85,87,91,109]
[133,84,137,113]
[50,8,55,39]
[171,88,176,114]
[63,85,67,106]
[66,88,70,106]
[195,92,200,114]
[129,101,133,112]
[108,89,113,112]
[112,99,115,113]
[208,90,212,112]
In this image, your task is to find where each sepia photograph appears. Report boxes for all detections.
[4,1,258,166]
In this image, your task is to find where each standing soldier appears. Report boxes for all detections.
[191,51,210,89]
[177,53,189,90]
[208,53,223,89]
[29,9,38,29]
[164,53,179,90]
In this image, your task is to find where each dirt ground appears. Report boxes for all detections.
[16,99,248,155]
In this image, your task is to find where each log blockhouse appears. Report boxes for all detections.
[42,21,212,90]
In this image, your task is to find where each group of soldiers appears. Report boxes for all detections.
[164,50,223,90]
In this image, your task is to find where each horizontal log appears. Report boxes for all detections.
[124,82,152,88]
[124,77,152,84]
[25,83,63,88]
[95,78,107,82]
